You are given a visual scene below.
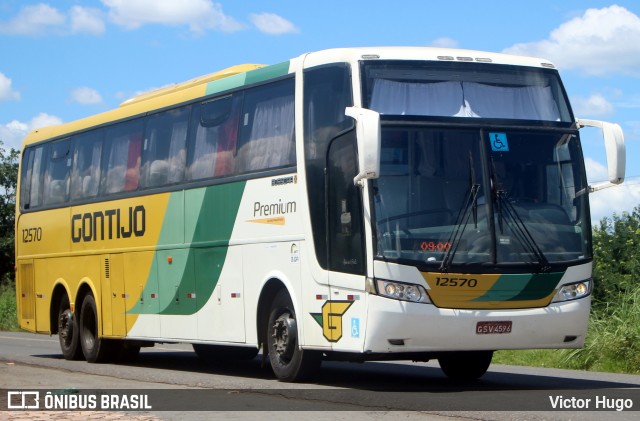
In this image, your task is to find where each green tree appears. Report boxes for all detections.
[0,140,19,284]
[591,205,640,311]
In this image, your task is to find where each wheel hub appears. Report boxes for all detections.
[271,312,297,361]
[58,309,74,345]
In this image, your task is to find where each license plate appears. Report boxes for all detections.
[476,321,512,334]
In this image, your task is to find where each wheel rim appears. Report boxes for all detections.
[271,311,297,363]
[58,309,74,348]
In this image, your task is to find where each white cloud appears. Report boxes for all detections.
[102,0,243,33]
[0,3,106,36]
[504,5,640,76]
[0,113,63,151]
[428,37,459,48]
[584,157,609,182]
[0,72,20,101]
[588,181,640,224]
[582,157,640,224]
[571,94,614,117]
[70,87,104,105]
[70,6,106,35]
[0,120,29,151]
[30,113,63,130]
[0,3,66,35]
[249,13,298,35]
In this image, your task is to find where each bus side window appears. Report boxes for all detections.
[42,138,71,206]
[237,78,295,174]
[327,133,365,275]
[28,146,46,208]
[102,119,144,195]
[187,95,241,181]
[70,130,103,201]
[19,148,34,210]
[303,64,353,270]
[142,106,189,188]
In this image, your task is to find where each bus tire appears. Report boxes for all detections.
[192,344,258,362]
[57,295,82,360]
[438,351,493,381]
[79,293,112,363]
[266,289,321,382]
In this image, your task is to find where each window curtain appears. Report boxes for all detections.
[167,120,188,183]
[239,95,294,171]
[370,79,560,121]
[370,79,466,117]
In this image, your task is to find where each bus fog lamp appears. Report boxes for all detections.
[376,279,430,303]
[552,279,592,303]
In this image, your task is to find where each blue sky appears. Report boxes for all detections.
[0,0,639,222]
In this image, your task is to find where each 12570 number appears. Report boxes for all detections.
[435,277,478,287]
[22,227,42,243]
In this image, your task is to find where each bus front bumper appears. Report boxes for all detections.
[363,294,590,353]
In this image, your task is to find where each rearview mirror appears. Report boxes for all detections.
[345,107,381,186]
[577,119,626,192]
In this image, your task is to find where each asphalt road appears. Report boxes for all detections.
[0,331,639,420]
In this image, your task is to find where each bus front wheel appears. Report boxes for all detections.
[267,289,321,382]
[58,295,82,360]
[438,351,493,381]
[79,293,112,363]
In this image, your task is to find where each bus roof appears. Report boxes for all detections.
[20,47,556,149]
[300,46,555,70]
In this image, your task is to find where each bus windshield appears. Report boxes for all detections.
[362,60,573,122]
[372,126,591,269]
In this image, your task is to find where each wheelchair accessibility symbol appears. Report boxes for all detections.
[489,132,509,152]
[351,318,360,338]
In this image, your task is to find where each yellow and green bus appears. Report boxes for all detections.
[15,47,626,381]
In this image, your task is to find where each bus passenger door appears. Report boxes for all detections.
[326,132,367,350]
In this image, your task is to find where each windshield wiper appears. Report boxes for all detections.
[495,190,551,272]
[439,153,480,272]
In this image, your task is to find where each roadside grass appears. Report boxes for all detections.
[0,281,19,331]
[494,349,567,369]
[495,287,640,375]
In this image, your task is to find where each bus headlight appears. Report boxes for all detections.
[374,279,431,303]
[551,279,592,303]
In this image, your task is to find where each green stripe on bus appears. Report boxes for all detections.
[128,181,246,316]
[507,272,563,301]
[205,73,247,96]
[472,272,562,302]
[244,61,290,85]
[205,61,291,97]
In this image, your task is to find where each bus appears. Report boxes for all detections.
[15,47,626,382]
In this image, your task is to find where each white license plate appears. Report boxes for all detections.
[476,321,512,334]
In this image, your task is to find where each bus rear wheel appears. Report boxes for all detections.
[267,289,321,382]
[58,295,82,360]
[438,351,493,381]
[79,293,112,363]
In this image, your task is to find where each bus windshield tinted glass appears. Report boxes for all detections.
[362,61,572,122]
[372,127,591,268]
